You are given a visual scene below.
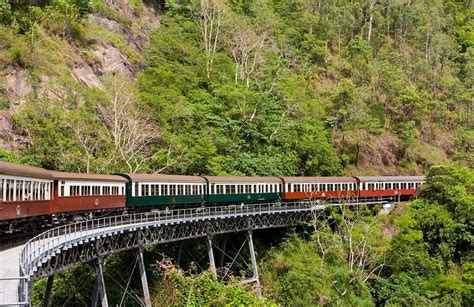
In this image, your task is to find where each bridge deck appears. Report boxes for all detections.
[0,245,23,305]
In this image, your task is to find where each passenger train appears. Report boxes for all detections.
[0,161,425,233]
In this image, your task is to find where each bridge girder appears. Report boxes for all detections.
[31,210,313,281]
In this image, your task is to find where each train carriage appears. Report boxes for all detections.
[281,177,358,201]
[357,176,425,200]
[0,161,53,229]
[52,172,127,214]
[117,174,207,207]
[204,176,281,204]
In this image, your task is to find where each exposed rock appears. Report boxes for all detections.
[72,66,103,88]
[103,0,137,22]
[91,15,124,35]
[92,45,133,77]
[2,67,33,98]
[0,111,28,150]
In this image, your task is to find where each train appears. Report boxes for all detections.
[0,161,425,233]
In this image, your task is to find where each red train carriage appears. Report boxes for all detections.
[0,161,53,231]
[51,172,127,215]
[281,177,358,201]
[357,176,425,200]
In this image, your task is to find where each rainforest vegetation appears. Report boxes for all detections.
[0,0,472,305]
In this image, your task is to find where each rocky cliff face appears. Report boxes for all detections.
[0,0,160,150]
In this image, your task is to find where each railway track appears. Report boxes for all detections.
[0,231,44,251]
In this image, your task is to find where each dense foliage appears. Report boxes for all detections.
[152,260,272,306]
[261,164,473,305]
[373,164,473,305]
[0,0,471,175]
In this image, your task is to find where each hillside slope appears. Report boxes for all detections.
[0,0,472,176]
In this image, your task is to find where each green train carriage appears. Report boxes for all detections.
[204,176,281,204]
[117,174,207,207]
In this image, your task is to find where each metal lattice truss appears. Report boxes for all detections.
[31,209,314,281]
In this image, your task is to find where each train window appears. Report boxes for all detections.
[23,181,30,200]
[92,186,99,196]
[15,180,21,201]
[0,179,3,201]
[150,185,155,196]
[176,185,182,195]
[36,182,40,200]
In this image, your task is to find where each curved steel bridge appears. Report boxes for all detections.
[1,200,391,306]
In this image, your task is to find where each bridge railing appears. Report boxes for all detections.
[19,196,390,277]
[19,201,324,276]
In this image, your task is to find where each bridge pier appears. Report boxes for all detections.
[246,230,262,298]
[94,257,108,307]
[137,246,151,307]
[42,275,54,307]
[91,278,99,307]
[218,236,227,268]
[206,235,217,279]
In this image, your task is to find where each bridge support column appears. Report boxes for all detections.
[95,257,108,307]
[247,230,262,298]
[206,235,217,279]
[137,246,151,307]
[91,279,99,307]
[42,275,54,307]
[218,236,227,268]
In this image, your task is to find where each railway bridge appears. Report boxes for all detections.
[0,200,391,306]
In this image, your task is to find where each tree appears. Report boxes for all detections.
[196,0,227,79]
[229,22,267,87]
[98,76,160,173]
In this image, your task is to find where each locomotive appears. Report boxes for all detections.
[0,161,425,233]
